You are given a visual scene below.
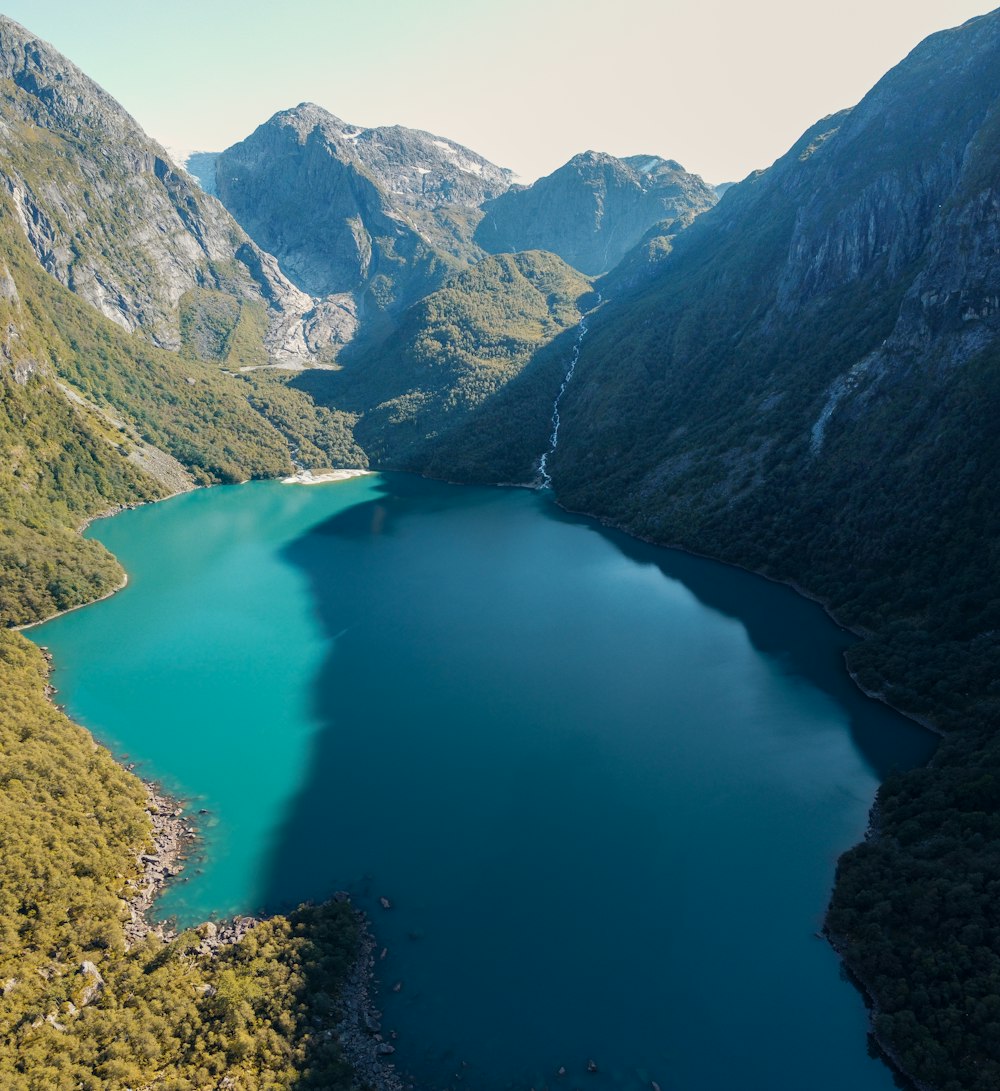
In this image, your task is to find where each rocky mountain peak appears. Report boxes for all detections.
[249,101,514,212]
[0,15,142,141]
[474,149,718,275]
[214,103,516,304]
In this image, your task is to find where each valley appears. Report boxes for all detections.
[0,7,998,1090]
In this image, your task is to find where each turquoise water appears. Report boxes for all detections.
[31,474,934,1091]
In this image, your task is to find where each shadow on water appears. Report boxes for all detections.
[260,474,509,911]
[540,502,938,780]
[257,473,936,1090]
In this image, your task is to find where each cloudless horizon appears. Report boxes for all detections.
[2,1,994,184]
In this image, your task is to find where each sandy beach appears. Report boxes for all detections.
[281,468,373,485]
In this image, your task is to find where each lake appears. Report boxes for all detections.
[30,473,934,1091]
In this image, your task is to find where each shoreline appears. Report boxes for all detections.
[332,905,405,1091]
[37,649,402,1088]
[17,473,400,1091]
[122,785,197,947]
[548,493,945,737]
[14,487,193,633]
[117,777,403,1088]
[825,928,927,1091]
[543,490,944,1091]
[13,571,130,633]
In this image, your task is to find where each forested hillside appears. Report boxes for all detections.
[0,228,366,1087]
[4,4,1000,1088]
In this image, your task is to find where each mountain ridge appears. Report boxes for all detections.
[526,12,1000,1088]
[474,149,717,274]
[1,8,999,1091]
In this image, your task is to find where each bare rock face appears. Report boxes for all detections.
[0,16,347,362]
[290,106,514,213]
[77,962,104,1007]
[474,151,718,275]
[215,103,513,307]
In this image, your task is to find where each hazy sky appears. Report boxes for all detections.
[2,1,994,183]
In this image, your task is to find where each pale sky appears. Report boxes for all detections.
[2,1,994,184]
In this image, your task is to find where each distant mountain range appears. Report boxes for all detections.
[1,7,999,1091]
[195,106,715,310]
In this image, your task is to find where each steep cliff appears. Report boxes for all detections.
[474,151,717,275]
[0,16,354,362]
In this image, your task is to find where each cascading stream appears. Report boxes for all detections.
[538,293,601,488]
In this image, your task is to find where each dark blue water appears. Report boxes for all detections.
[31,473,933,1091]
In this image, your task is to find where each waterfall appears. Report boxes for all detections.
[538,293,600,488]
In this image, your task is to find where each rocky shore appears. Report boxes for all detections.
[122,787,199,947]
[330,900,405,1091]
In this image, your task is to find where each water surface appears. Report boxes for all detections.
[31,474,933,1091]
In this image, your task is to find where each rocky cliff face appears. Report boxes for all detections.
[0,17,352,362]
[474,151,717,275]
[215,103,513,309]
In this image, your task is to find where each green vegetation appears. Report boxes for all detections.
[0,206,293,487]
[0,355,159,626]
[0,73,276,358]
[828,727,1000,1091]
[238,370,368,470]
[295,250,592,468]
[509,33,1000,1087]
[179,289,269,369]
[3,11,998,1088]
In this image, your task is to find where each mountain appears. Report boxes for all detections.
[3,6,1000,1089]
[474,151,717,275]
[0,17,355,362]
[214,103,513,309]
[515,11,1000,1089]
[295,250,592,466]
